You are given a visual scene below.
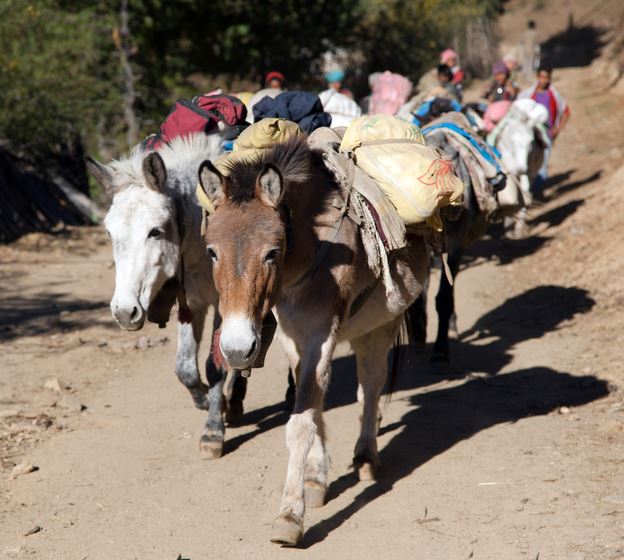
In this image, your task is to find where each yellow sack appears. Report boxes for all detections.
[214,118,304,174]
[232,91,254,108]
[341,114,425,148]
[340,115,463,229]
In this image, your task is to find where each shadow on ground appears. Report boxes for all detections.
[464,169,601,266]
[541,18,607,68]
[222,277,607,548]
[302,366,609,548]
[546,170,602,198]
[0,292,111,341]
[227,285,599,459]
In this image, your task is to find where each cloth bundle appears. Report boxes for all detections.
[425,111,524,216]
[253,91,331,133]
[318,89,361,128]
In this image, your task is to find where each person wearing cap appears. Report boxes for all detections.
[435,64,462,101]
[324,69,353,98]
[440,48,464,86]
[264,70,286,90]
[246,71,287,123]
[483,60,519,103]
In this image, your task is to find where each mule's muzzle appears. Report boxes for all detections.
[219,314,260,370]
[112,303,146,331]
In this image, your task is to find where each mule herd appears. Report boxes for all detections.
[85,100,547,546]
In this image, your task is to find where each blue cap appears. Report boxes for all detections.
[325,69,345,83]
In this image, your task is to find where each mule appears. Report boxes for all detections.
[86,133,245,459]
[418,127,491,372]
[197,137,429,546]
[489,100,548,238]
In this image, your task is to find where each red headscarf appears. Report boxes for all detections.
[265,71,286,87]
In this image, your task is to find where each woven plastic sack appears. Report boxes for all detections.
[340,115,464,228]
[214,118,304,173]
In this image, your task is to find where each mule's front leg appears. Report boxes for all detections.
[199,326,228,459]
[271,331,335,547]
[271,402,318,546]
[303,407,329,508]
[175,308,210,411]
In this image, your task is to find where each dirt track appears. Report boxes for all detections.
[2,3,624,559]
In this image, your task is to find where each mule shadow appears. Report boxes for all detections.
[332,285,595,403]
[540,17,607,68]
[531,199,584,229]
[299,285,599,545]
[544,169,575,189]
[549,170,602,198]
[231,284,596,453]
[465,234,549,266]
[301,366,610,548]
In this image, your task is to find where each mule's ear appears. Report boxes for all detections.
[198,160,225,212]
[256,164,283,208]
[142,152,167,193]
[85,157,115,193]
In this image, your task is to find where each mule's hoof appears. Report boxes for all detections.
[225,402,244,425]
[357,461,378,481]
[199,436,223,460]
[354,453,379,481]
[304,482,327,508]
[270,515,303,547]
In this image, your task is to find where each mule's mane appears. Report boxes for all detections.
[224,136,321,203]
[108,133,223,196]
[108,143,146,190]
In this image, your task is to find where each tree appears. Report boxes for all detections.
[0,0,122,187]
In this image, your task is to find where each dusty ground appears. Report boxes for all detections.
[2,4,624,559]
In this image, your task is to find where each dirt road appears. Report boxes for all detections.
[2,5,624,559]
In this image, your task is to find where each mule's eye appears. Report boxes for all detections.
[264,248,280,263]
[206,247,218,261]
[148,228,162,239]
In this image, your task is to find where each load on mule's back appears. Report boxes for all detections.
[195,114,467,545]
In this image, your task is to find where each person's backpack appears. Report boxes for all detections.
[144,94,248,150]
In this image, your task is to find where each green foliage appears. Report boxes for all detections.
[129,0,362,124]
[0,1,121,167]
[0,0,502,176]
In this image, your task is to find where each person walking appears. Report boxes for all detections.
[519,64,571,191]
[483,60,519,102]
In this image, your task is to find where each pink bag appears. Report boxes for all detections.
[483,100,512,132]
[369,71,413,116]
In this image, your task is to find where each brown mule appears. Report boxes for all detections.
[198,137,429,546]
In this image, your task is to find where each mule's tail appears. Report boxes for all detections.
[404,293,428,348]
